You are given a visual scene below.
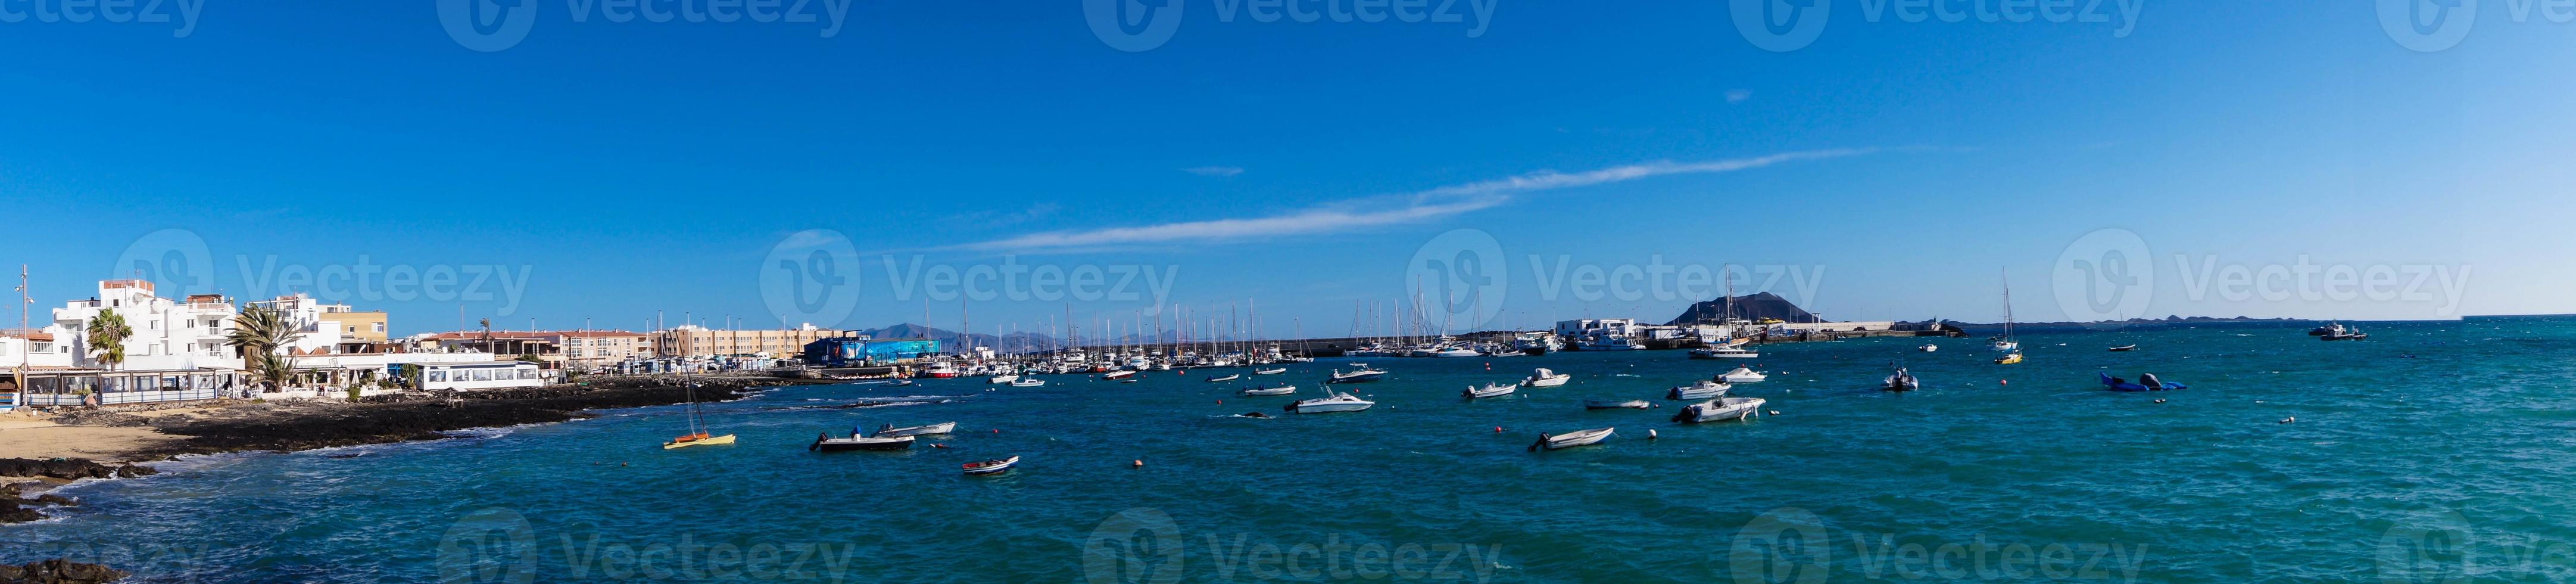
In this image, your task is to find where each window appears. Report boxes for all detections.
[429,371,448,383]
[373,323,385,333]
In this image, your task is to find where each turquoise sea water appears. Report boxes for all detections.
[9,317,2576,582]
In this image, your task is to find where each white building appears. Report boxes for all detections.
[46,279,242,371]
[2,330,78,371]
[1555,318,1640,338]
[245,293,350,356]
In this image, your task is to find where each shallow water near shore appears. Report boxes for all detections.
[8,317,2576,582]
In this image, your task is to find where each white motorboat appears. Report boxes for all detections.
[1009,378,1046,388]
[1717,367,1767,383]
[1520,368,1571,388]
[1689,346,1760,359]
[962,455,1020,476]
[1253,368,1287,375]
[1672,397,1766,423]
[1430,346,1482,358]
[1462,383,1517,399]
[810,432,916,452]
[874,421,958,437]
[1205,374,1241,383]
[1239,384,1297,396]
[1528,427,1615,451]
[1327,365,1389,384]
[1514,333,1562,355]
[1919,344,1939,353]
[1583,399,1654,409]
[1102,370,1137,381]
[1285,391,1376,414]
[1667,380,1732,400]
[1883,364,1920,392]
[987,374,1021,384]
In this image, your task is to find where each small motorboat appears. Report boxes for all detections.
[987,374,1021,384]
[2322,331,2369,341]
[1102,370,1137,380]
[962,455,1021,476]
[810,431,916,452]
[1462,383,1517,399]
[1253,368,1287,375]
[1717,367,1767,383]
[1284,390,1376,414]
[2099,372,2188,392]
[888,379,916,387]
[1520,368,1571,388]
[1206,374,1241,383]
[1583,399,1655,409]
[1688,347,1760,359]
[2309,322,2343,336]
[1994,352,2024,365]
[874,421,958,437]
[1667,380,1732,400]
[1671,397,1766,423]
[1919,344,1939,353]
[1883,364,1920,392]
[1327,365,1389,384]
[2107,345,2138,352]
[1528,427,1615,451]
[1239,384,1298,396]
[1009,378,1046,388]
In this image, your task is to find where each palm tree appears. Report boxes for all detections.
[84,309,132,371]
[226,306,304,390]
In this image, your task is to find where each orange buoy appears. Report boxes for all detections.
[2000,379,2008,386]
[1131,459,1144,468]
[1217,400,1224,405]
[1493,426,1504,433]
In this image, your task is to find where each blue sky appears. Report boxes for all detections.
[4,1,2570,337]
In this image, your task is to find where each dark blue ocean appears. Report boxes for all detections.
[10,317,2576,582]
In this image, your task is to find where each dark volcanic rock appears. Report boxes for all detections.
[0,559,130,583]
[139,379,774,458]
[0,459,151,482]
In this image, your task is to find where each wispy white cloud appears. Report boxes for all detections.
[966,148,1869,251]
[1183,166,1245,177]
[1725,89,1752,104]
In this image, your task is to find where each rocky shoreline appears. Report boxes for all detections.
[132,377,784,459]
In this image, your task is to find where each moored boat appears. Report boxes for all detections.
[1010,378,1046,387]
[1327,365,1389,384]
[1717,366,1767,383]
[1206,374,1241,383]
[987,374,1020,384]
[2107,344,2138,352]
[1253,368,1287,375]
[2099,372,2187,392]
[1667,379,1732,400]
[1102,370,1137,380]
[962,455,1021,476]
[1688,346,1760,359]
[1462,383,1517,399]
[810,431,916,452]
[1583,399,1654,409]
[1527,427,1615,451]
[1671,397,1766,423]
[1239,384,1298,396]
[874,421,957,437]
[1520,368,1571,388]
[1919,344,1939,352]
[1284,390,1376,413]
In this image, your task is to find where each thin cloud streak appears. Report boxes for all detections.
[966,148,1870,251]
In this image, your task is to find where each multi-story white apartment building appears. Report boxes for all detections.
[46,279,243,371]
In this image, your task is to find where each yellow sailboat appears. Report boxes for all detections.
[662,384,735,449]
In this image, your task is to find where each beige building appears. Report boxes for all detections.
[654,325,846,358]
[550,331,653,366]
[318,309,388,343]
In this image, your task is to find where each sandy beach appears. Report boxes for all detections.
[0,411,183,463]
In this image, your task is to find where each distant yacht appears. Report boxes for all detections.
[1574,334,1643,351]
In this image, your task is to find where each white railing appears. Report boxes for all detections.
[20,388,218,406]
